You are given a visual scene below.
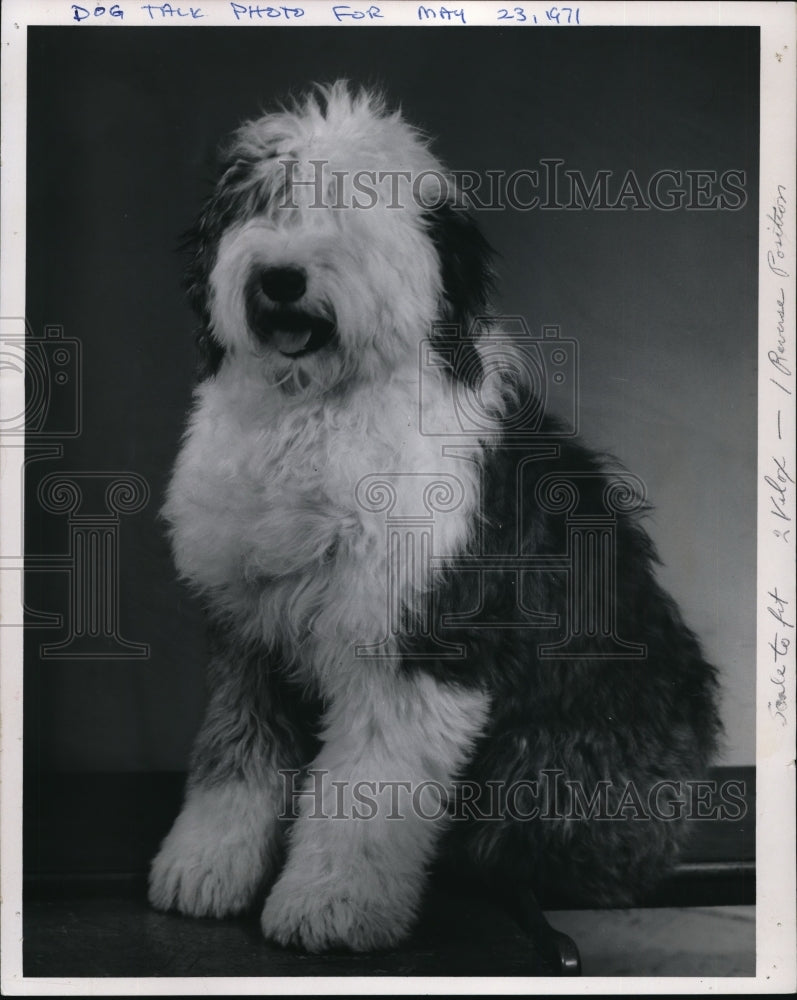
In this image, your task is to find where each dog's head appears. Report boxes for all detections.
[185,81,494,395]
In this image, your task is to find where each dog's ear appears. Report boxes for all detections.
[424,202,495,326]
[182,218,212,323]
[180,161,254,380]
[181,213,227,380]
[194,326,226,380]
[423,203,495,387]
[181,156,269,380]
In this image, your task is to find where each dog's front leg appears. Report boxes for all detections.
[149,632,316,919]
[261,670,489,952]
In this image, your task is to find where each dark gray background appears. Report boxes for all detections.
[24,25,758,775]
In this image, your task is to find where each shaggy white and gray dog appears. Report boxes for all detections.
[149,82,720,954]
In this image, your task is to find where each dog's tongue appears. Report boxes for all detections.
[273,328,313,356]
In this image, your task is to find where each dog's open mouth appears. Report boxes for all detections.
[251,309,337,358]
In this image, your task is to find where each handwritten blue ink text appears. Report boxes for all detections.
[418,5,466,24]
[230,2,303,17]
[72,3,124,20]
[333,4,382,20]
[141,3,203,17]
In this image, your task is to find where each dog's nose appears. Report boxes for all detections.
[260,266,307,303]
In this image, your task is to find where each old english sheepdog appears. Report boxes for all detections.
[149,82,720,953]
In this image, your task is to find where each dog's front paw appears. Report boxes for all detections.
[260,863,418,952]
[148,783,280,919]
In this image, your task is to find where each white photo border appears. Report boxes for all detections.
[1,0,794,994]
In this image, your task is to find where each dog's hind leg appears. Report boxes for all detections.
[148,626,319,919]
[260,670,490,952]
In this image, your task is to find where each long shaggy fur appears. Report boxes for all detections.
[150,81,721,952]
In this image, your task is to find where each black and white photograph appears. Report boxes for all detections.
[0,1,794,993]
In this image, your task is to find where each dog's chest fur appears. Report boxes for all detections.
[163,360,483,687]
